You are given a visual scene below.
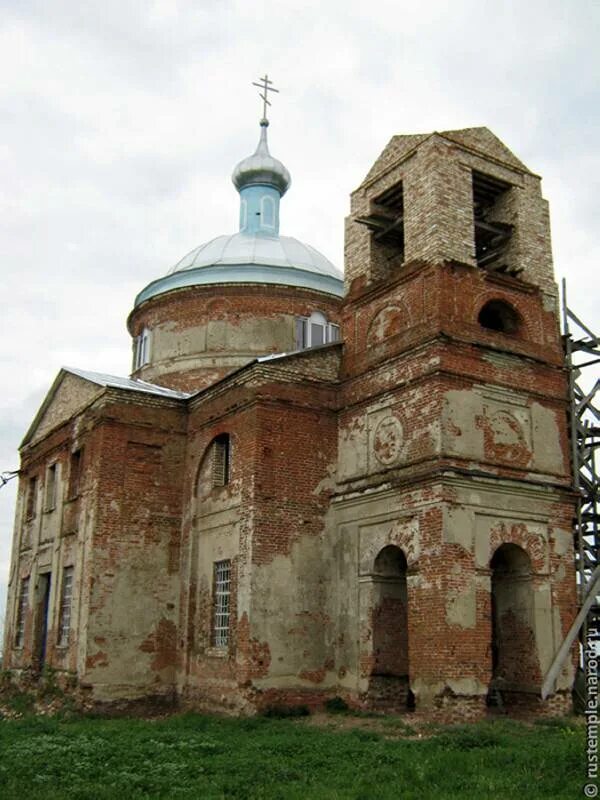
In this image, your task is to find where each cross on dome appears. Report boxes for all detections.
[252,74,279,126]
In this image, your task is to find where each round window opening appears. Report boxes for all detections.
[478,300,521,335]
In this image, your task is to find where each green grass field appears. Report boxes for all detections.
[0,712,587,799]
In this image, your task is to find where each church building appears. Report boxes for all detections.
[2,98,578,718]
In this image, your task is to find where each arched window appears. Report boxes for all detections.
[295,311,340,350]
[478,300,521,334]
[196,434,231,497]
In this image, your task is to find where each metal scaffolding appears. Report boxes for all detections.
[563,280,600,625]
[541,281,599,700]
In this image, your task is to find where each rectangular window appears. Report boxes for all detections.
[295,317,307,350]
[14,577,29,648]
[134,328,151,370]
[45,463,57,511]
[57,566,74,647]
[311,322,325,346]
[295,314,339,350]
[68,449,82,499]
[212,560,231,647]
[25,476,37,520]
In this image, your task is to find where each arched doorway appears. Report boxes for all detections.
[369,545,413,710]
[489,543,539,707]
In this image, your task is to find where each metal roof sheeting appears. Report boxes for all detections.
[65,367,190,399]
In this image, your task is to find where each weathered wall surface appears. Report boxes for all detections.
[178,398,251,712]
[178,346,340,711]
[81,394,187,701]
[246,399,338,704]
[3,127,578,722]
[128,284,342,392]
[345,129,555,297]
[2,376,103,678]
[329,480,575,715]
[332,128,576,717]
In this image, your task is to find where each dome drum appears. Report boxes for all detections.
[128,282,343,392]
[130,117,344,391]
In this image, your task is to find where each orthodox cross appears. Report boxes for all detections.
[252,74,279,122]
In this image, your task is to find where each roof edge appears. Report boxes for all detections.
[134,263,345,307]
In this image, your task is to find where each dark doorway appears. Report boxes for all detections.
[369,545,412,710]
[488,544,539,707]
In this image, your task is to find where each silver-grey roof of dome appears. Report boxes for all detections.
[134,232,344,307]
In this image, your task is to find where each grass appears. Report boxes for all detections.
[0,711,586,799]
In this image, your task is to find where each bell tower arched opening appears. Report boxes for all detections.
[369,545,413,710]
[488,543,539,708]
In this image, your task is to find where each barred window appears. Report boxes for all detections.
[212,434,230,487]
[45,463,58,511]
[14,577,29,648]
[212,560,231,648]
[58,567,74,647]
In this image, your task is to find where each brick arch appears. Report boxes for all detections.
[205,296,232,317]
[359,517,419,576]
[472,293,528,339]
[488,521,547,575]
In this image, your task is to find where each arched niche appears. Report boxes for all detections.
[478,299,522,335]
[489,543,540,706]
[369,545,413,710]
[195,433,231,501]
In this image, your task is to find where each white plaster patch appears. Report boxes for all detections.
[446,580,476,629]
[444,505,474,552]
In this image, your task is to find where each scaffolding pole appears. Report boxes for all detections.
[542,280,600,698]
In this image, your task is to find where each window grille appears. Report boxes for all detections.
[45,463,57,511]
[58,567,74,647]
[212,435,230,487]
[14,577,29,648]
[212,560,231,647]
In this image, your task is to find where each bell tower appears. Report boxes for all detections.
[334,128,576,716]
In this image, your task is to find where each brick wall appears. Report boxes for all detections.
[128,283,342,393]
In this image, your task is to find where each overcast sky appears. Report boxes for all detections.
[1,0,599,642]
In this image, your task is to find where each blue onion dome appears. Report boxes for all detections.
[133,118,343,308]
[232,120,291,196]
